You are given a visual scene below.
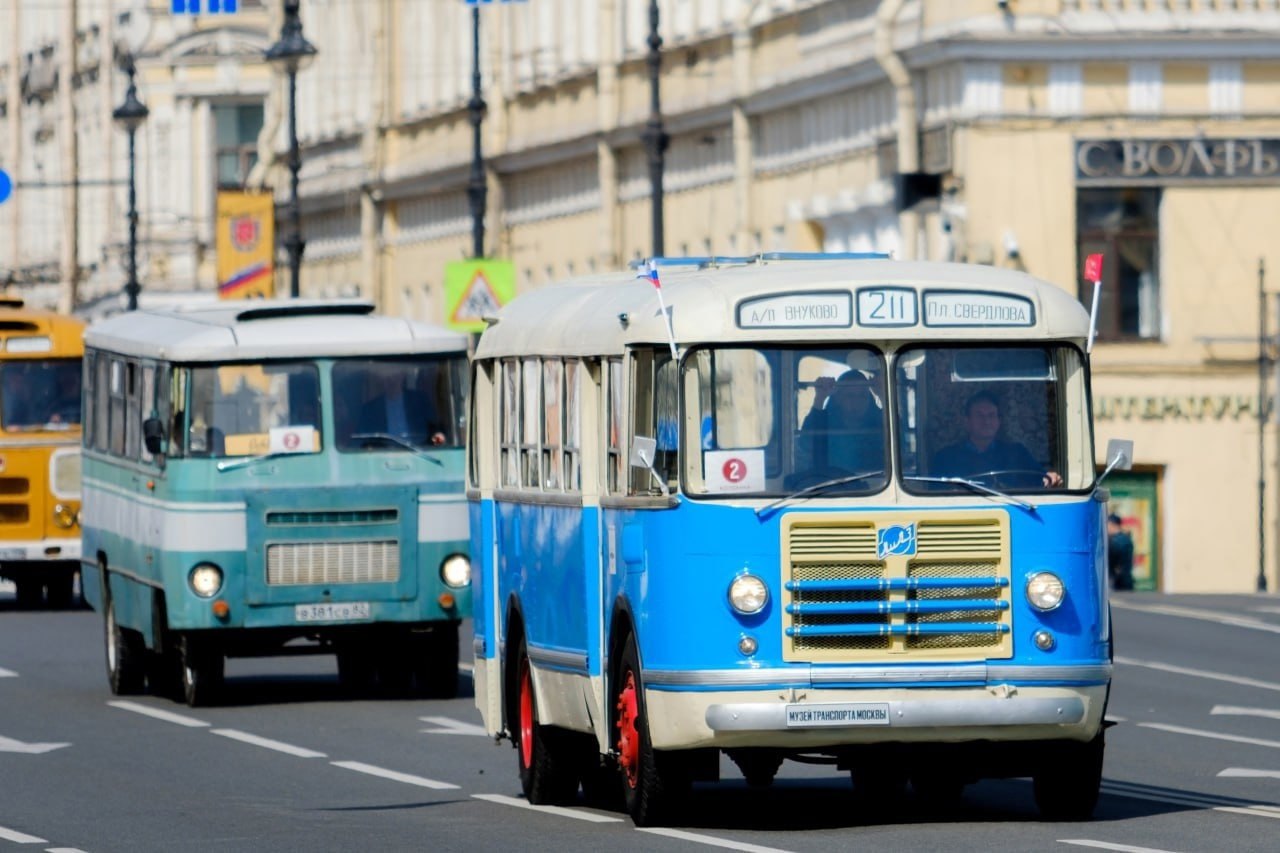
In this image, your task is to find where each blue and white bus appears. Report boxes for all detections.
[468,255,1129,825]
[81,300,472,706]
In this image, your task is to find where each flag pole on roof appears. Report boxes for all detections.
[638,259,678,361]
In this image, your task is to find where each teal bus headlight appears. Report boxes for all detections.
[440,553,471,588]
[1026,572,1065,612]
[728,573,768,615]
[189,563,224,598]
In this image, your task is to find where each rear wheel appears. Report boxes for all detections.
[513,639,578,804]
[1033,732,1105,821]
[179,638,223,707]
[614,634,690,826]
[105,600,145,695]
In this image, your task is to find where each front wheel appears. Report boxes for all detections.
[179,638,224,707]
[513,639,578,805]
[105,600,145,695]
[1033,732,1105,821]
[614,635,690,826]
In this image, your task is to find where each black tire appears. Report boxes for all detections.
[179,638,224,708]
[105,600,145,695]
[413,624,460,699]
[1034,731,1105,821]
[512,638,579,805]
[146,650,182,700]
[614,634,690,826]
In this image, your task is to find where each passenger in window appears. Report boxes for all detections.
[797,369,885,475]
[931,390,1062,488]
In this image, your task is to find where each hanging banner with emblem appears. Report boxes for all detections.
[444,259,515,332]
[216,191,275,300]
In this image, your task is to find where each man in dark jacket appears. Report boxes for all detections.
[1107,513,1135,591]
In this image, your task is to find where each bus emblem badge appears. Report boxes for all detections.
[877,523,916,559]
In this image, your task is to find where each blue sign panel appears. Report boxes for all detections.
[172,0,238,13]
[0,169,12,205]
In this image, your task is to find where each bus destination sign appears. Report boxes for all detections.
[737,292,852,329]
[923,291,1035,327]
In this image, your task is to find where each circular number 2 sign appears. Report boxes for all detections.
[721,457,749,483]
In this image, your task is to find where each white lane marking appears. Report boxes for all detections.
[1059,841,1180,853]
[1107,715,1127,723]
[1138,722,1280,750]
[1102,780,1280,821]
[1212,705,1280,721]
[107,700,210,728]
[418,716,487,736]
[0,734,70,754]
[1110,601,1280,635]
[331,760,459,790]
[637,827,797,852]
[0,825,46,843]
[471,793,623,823]
[1115,657,1280,693]
[1219,768,1280,780]
[47,848,90,852]
[0,667,17,677]
[210,729,326,758]
[1250,606,1280,615]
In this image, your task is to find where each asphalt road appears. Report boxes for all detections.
[1,588,1278,852]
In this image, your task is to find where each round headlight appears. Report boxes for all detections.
[1026,572,1065,612]
[189,563,224,598]
[728,574,768,615]
[440,553,471,588]
[52,503,77,529]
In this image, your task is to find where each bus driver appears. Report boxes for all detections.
[931,390,1062,488]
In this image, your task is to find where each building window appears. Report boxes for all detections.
[1077,188,1161,342]
[213,103,264,189]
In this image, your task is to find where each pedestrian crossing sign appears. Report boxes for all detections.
[444,259,515,332]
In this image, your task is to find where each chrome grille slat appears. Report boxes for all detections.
[266,540,400,585]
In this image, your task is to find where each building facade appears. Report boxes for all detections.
[0,0,273,315]
[268,0,1280,594]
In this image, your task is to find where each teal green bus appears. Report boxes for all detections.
[80,300,472,706]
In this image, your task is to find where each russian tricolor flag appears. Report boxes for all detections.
[637,260,662,290]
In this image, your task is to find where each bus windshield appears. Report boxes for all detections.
[187,362,320,458]
[333,356,468,452]
[894,344,1092,494]
[684,346,890,497]
[1,359,82,432]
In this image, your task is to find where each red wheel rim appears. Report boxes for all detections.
[615,669,640,788]
[519,657,534,769]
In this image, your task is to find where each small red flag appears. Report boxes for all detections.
[1083,253,1104,282]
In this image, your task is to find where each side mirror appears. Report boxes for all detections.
[1097,438,1133,485]
[142,417,167,456]
[629,435,669,496]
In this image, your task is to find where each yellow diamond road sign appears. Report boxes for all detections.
[445,260,515,332]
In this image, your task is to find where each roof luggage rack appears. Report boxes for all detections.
[630,252,890,270]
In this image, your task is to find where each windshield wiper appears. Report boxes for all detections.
[756,471,885,518]
[350,432,443,466]
[216,451,292,472]
[903,475,1036,512]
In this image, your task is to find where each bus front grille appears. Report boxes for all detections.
[266,540,400,585]
[266,509,398,526]
[782,512,1012,662]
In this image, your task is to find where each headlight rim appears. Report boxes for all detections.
[440,553,471,589]
[1025,571,1065,612]
[188,562,224,599]
[727,573,769,616]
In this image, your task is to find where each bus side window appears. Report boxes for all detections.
[629,348,678,495]
[139,364,156,463]
[168,367,187,458]
[125,361,141,460]
[83,352,95,449]
[94,355,110,453]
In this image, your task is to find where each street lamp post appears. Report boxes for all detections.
[265,0,317,298]
[467,5,486,259]
[112,55,148,312]
[642,0,669,258]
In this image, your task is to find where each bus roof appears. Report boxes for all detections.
[84,299,470,361]
[0,297,85,357]
[474,258,1092,359]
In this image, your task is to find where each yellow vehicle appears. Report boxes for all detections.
[0,298,83,608]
